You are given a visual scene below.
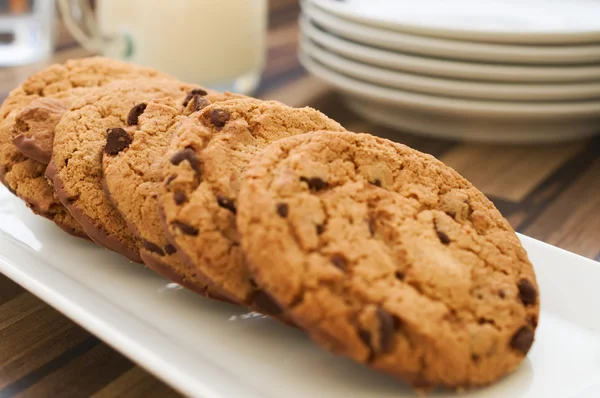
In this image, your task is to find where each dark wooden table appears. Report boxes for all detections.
[1,1,599,396]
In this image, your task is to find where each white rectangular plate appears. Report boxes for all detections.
[1,186,599,398]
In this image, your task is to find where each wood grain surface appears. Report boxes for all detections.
[0,1,599,396]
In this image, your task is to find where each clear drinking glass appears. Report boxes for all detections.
[58,0,267,95]
[0,0,56,66]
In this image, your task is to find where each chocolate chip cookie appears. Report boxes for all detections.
[237,131,539,389]
[48,79,198,262]
[102,93,243,297]
[158,99,345,309]
[0,56,169,236]
[9,56,171,164]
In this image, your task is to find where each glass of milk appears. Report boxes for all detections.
[57,0,267,94]
[0,0,56,66]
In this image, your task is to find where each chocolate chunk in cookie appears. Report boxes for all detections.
[105,128,132,155]
[127,103,147,126]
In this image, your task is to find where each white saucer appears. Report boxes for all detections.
[303,3,600,65]
[310,0,600,44]
[301,37,600,102]
[300,19,600,83]
[299,51,600,143]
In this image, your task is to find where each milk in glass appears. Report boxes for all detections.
[89,0,267,93]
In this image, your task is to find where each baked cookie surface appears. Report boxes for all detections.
[159,99,345,309]
[102,93,243,297]
[237,130,539,389]
[0,57,169,236]
[48,79,199,262]
[9,56,170,163]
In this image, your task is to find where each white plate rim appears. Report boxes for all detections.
[303,2,600,65]
[300,36,600,102]
[0,235,262,398]
[300,18,600,83]
[309,0,600,44]
[298,51,600,117]
[342,97,599,143]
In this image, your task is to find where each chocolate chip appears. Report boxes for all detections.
[190,88,208,96]
[517,279,537,306]
[436,230,451,245]
[445,210,456,219]
[300,176,328,191]
[289,292,304,307]
[276,203,288,218]
[216,195,236,214]
[316,224,324,235]
[165,174,177,186]
[528,315,538,328]
[330,254,347,271]
[392,315,402,330]
[510,326,534,354]
[357,328,376,363]
[498,289,506,299]
[371,179,382,187]
[368,218,376,236]
[377,307,395,353]
[183,88,208,107]
[182,94,194,107]
[143,239,165,256]
[358,328,371,347]
[471,354,480,363]
[394,271,405,281]
[165,244,177,255]
[171,221,199,236]
[170,148,201,174]
[174,190,186,205]
[105,128,132,155]
[252,290,282,315]
[192,96,211,112]
[127,103,147,125]
[210,109,230,128]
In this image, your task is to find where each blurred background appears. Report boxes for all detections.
[0,1,598,396]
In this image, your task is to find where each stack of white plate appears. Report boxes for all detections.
[299,0,600,142]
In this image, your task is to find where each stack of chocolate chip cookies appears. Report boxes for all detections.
[0,57,540,391]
